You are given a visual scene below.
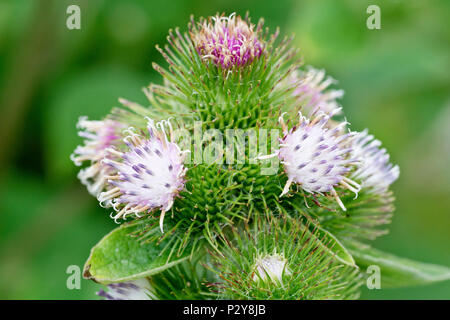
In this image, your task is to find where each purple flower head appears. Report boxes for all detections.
[191,13,264,69]
[98,118,189,232]
[351,130,400,194]
[71,117,125,196]
[291,67,344,116]
[276,110,360,211]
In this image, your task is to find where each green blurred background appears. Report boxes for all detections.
[0,0,449,299]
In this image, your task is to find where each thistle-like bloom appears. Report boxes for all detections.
[210,218,362,299]
[97,279,154,300]
[98,118,189,232]
[293,67,344,115]
[351,130,400,194]
[71,117,124,196]
[190,13,263,69]
[268,111,360,211]
[252,254,291,284]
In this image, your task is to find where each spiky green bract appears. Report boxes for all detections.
[275,188,395,241]
[146,256,217,300]
[310,189,395,240]
[129,162,284,254]
[207,217,362,300]
[127,214,200,259]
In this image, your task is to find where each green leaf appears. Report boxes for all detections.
[313,225,356,267]
[345,240,450,288]
[83,224,189,284]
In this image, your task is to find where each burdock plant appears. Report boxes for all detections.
[72,13,450,300]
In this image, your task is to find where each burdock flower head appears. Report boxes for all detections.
[71,117,124,196]
[274,110,360,210]
[190,13,264,69]
[351,129,400,194]
[98,118,189,231]
[293,67,344,115]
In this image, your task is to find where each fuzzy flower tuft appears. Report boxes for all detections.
[268,111,360,211]
[71,117,124,196]
[97,279,154,300]
[293,67,344,115]
[190,13,264,69]
[98,118,189,232]
[351,129,400,194]
[252,254,291,284]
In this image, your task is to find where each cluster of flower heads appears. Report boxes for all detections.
[72,12,399,233]
[190,13,264,69]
